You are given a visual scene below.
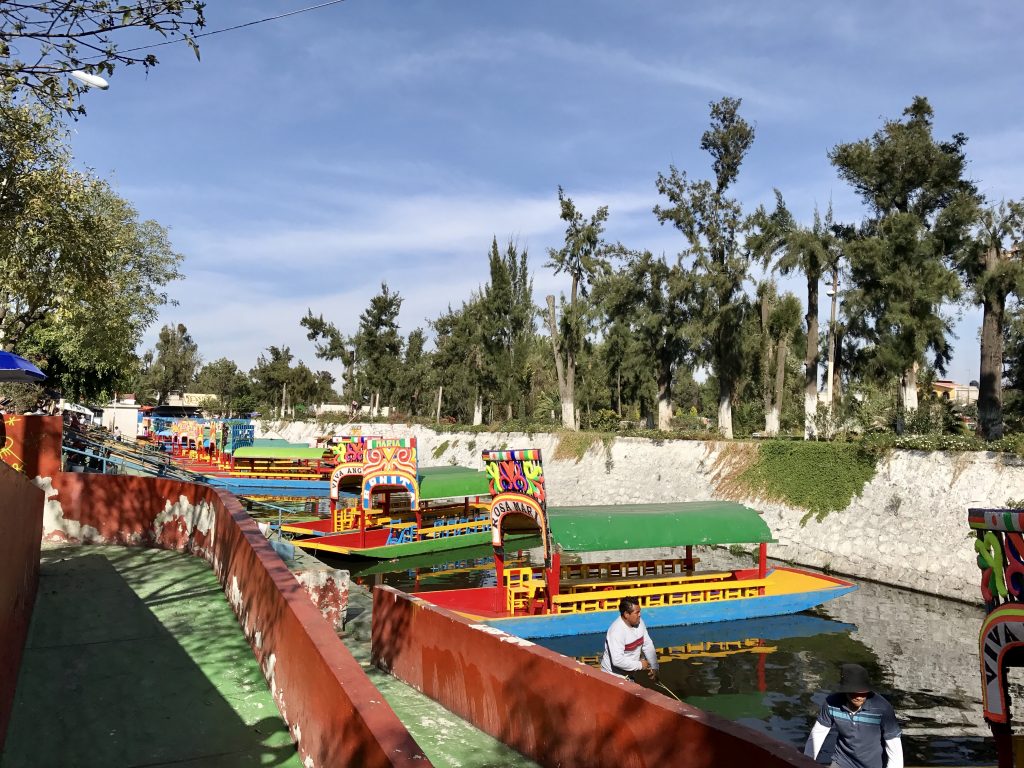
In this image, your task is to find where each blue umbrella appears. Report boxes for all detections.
[0,350,46,383]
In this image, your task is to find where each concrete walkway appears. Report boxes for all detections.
[2,546,300,768]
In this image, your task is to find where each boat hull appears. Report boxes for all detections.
[417,566,857,638]
[487,583,856,638]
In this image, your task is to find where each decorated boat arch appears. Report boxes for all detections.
[418,447,857,638]
[968,506,1024,768]
[291,438,503,560]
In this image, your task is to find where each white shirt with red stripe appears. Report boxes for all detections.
[600,616,659,675]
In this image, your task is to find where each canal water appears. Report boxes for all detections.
[348,545,997,766]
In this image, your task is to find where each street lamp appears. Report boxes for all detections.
[69,70,109,90]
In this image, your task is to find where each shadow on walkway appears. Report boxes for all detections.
[2,547,301,768]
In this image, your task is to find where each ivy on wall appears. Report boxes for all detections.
[735,441,881,521]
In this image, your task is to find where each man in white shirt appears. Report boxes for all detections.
[600,597,659,681]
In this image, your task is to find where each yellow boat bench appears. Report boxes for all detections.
[550,575,767,615]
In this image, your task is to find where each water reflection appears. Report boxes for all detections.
[340,545,995,766]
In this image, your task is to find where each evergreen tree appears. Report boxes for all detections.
[352,283,404,413]
[830,96,980,420]
[545,187,611,430]
[598,249,696,430]
[141,323,201,404]
[757,287,803,436]
[654,97,757,438]
[481,237,535,419]
[958,201,1024,440]
[749,195,841,438]
[192,357,252,417]
[398,328,432,417]
[430,299,486,423]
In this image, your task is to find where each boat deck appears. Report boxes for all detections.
[1,546,301,768]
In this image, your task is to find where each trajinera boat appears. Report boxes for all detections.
[415,448,857,638]
[289,438,533,560]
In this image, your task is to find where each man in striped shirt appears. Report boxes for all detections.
[600,597,659,681]
[804,663,903,768]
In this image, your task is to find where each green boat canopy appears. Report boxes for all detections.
[417,466,491,501]
[543,501,773,552]
[233,446,331,460]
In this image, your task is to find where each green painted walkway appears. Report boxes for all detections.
[341,586,541,768]
[1,546,300,768]
[4,544,541,768]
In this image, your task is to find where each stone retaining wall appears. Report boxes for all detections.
[263,421,1019,603]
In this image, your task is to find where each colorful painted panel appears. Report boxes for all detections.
[361,438,418,510]
[482,448,552,566]
[0,414,62,478]
[329,437,376,501]
[969,507,1024,533]
[231,424,255,450]
[979,604,1024,722]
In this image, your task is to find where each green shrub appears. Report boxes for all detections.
[735,441,881,521]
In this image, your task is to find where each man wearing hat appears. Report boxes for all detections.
[804,663,903,768]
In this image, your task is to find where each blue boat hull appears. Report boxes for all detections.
[483,584,857,639]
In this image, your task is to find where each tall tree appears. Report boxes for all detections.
[545,187,610,430]
[352,283,404,414]
[398,328,432,417]
[749,195,841,438]
[830,96,979,419]
[302,283,404,414]
[958,201,1024,439]
[1,101,182,400]
[249,346,300,417]
[654,97,757,438]
[192,357,252,417]
[1,1,205,115]
[141,323,200,404]
[430,299,486,423]
[598,249,695,430]
[481,237,535,420]
[758,288,803,436]
[301,311,356,403]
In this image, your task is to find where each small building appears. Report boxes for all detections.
[932,379,979,405]
[102,394,141,437]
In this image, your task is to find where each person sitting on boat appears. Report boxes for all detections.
[804,663,903,768]
[600,597,659,682]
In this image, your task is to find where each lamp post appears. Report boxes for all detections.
[825,268,840,416]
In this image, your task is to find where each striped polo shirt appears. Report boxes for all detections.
[816,692,901,768]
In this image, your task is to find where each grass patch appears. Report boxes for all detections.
[431,440,450,460]
[553,430,614,463]
[734,441,881,522]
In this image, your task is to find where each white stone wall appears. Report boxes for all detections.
[257,421,1024,603]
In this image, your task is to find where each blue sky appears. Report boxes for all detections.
[66,1,1024,388]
